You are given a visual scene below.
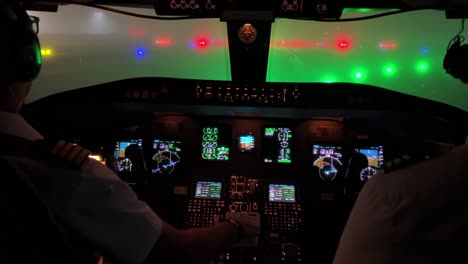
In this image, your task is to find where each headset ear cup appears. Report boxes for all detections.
[458,44,468,82]
[4,28,41,83]
[23,33,42,81]
[444,40,462,79]
[443,48,452,74]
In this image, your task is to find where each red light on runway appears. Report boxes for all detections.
[337,40,351,50]
[154,38,173,47]
[379,42,397,50]
[290,40,298,48]
[268,40,328,49]
[130,28,145,37]
[196,38,209,48]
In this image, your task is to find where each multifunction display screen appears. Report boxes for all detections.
[195,181,222,199]
[263,127,292,164]
[151,139,182,175]
[239,134,255,152]
[313,144,343,182]
[356,146,384,181]
[201,126,231,161]
[113,139,143,184]
[268,184,296,202]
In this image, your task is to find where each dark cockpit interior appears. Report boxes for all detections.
[14,0,468,263]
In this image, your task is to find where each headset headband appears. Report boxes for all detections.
[1,0,42,84]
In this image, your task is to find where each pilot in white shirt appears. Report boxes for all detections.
[333,142,468,264]
[1,2,258,263]
[0,111,163,264]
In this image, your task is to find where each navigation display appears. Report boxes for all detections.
[313,144,343,182]
[195,181,222,199]
[151,139,182,175]
[356,146,384,181]
[268,184,296,202]
[263,127,292,164]
[201,126,231,160]
[113,139,143,174]
[238,134,255,152]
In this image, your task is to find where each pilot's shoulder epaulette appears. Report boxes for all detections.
[32,139,91,169]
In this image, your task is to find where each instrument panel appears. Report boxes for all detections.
[76,115,448,264]
[102,120,385,187]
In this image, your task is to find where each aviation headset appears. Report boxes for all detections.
[444,35,468,79]
[1,0,41,84]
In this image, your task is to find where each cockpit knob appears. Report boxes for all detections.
[230,204,237,212]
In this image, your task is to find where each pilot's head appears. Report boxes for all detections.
[0,0,41,112]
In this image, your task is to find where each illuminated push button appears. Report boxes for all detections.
[253,203,258,210]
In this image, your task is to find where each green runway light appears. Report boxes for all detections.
[323,76,336,83]
[383,65,396,76]
[416,62,429,73]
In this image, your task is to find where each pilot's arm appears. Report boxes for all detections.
[22,157,254,264]
[147,219,244,262]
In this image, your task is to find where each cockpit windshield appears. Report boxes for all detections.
[27,6,468,111]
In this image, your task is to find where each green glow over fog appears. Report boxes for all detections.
[28,6,468,111]
[267,12,468,111]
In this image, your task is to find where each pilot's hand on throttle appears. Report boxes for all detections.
[226,212,260,246]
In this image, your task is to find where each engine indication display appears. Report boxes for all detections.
[313,145,343,182]
[263,127,292,163]
[151,139,182,175]
[356,146,384,181]
[201,126,230,160]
